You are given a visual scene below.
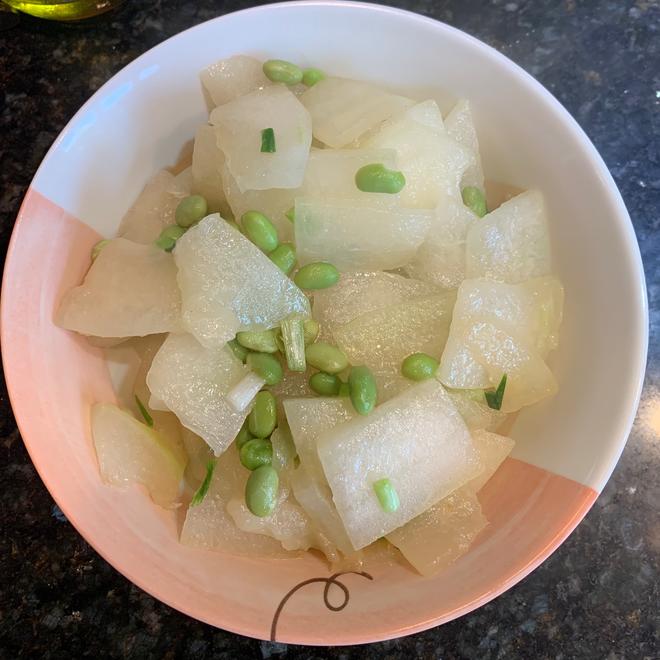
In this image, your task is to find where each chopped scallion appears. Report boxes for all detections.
[280,315,306,372]
[261,127,276,153]
[134,395,153,427]
[484,374,507,410]
[191,460,216,507]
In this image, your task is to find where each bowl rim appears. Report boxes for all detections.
[1,0,649,645]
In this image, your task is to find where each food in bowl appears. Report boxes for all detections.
[55,55,564,576]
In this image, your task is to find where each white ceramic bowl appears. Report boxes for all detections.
[1,1,648,645]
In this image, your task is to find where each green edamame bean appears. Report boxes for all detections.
[227,338,249,363]
[303,319,320,345]
[294,262,340,290]
[355,163,406,194]
[241,210,279,253]
[309,371,341,396]
[461,186,487,218]
[305,342,348,374]
[262,59,303,85]
[348,365,377,415]
[245,465,279,517]
[235,421,254,450]
[302,67,325,87]
[401,353,439,381]
[175,194,208,228]
[246,352,283,386]
[154,224,186,251]
[239,437,273,470]
[373,478,399,513]
[236,329,279,354]
[248,391,277,438]
[91,239,110,261]
[268,243,296,274]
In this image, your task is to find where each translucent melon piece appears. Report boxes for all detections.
[56,238,181,338]
[91,403,186,508]
[200,55,270,107]
[146,333,250,455]
[312,271,438,331]
[268,368,315,417]
[181,445,289,557]
[302,148,398,199]
[119,170,189,244]
[295,197,432,271]
[290,466,354,556]
[445,387,508,432]
[222,163,295,241]
[467,322,557,412]
[283,397,355,484]
[174,166,193,192]
[386,487,486,576]
[405,192,476,289]
[300,77,414,148]
[317,380,481,549]
[445,99,484,190]
[227,494,335,558]
[468,429,514,492]
[363,100,473,208]
[192,124,227,212]
[465,189,551,284]
[333,293,456,400]
[271,426,298,475]
[210,85,312,191]
[175,214,310,348]
[448,276,564,358]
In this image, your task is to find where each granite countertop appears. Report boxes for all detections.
[1,1,658,658]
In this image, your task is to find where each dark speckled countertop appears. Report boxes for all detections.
[1,1,659,658]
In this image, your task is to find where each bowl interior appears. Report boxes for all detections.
[1,1,647,645]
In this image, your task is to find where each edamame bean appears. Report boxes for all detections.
[241,210,279,253]
[91,239,110,261]
[236,329,279,354]
[294,262,340,290]
[245,465,279,517]
[401,352,439,381]
[355,163,406,194]
[227,338,249,363]
[247,352,283,386]
[373,478,399,513]
[239,437,273,470]
[154,224,186,251]
[235,421,254,450]
[303,318,320,344]
[309,371,341,396]
[305,342,348,374]
[302,67,325,87]
[248,391,277,438]
[348,365,377,415]
[268,243,296,274]
[461,186,487,218]
[262,59,303,85]
[175,194,208,228]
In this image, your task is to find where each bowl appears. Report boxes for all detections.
[1,0,648,645]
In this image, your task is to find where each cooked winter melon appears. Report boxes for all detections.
[200,55,270,107]
[56,238,181,338]
[445,99,484,190]
[191,124,227,213]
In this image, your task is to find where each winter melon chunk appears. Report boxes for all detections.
[200,55,270,107]
[312,271,438,332]
[56,238,181,338]
[191,124,227,213]
[333,293,456,400]
[175,214,310,348]
[465,189,551,284]
[91,403,186,507]
[295,197,432,271]
[210,85,312,191]
[118,170,189,244]
[146,333,250,455]
[301,77,414,148]
[317,380,481,549]
[363,100,473,208]
[445,99,484,190]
